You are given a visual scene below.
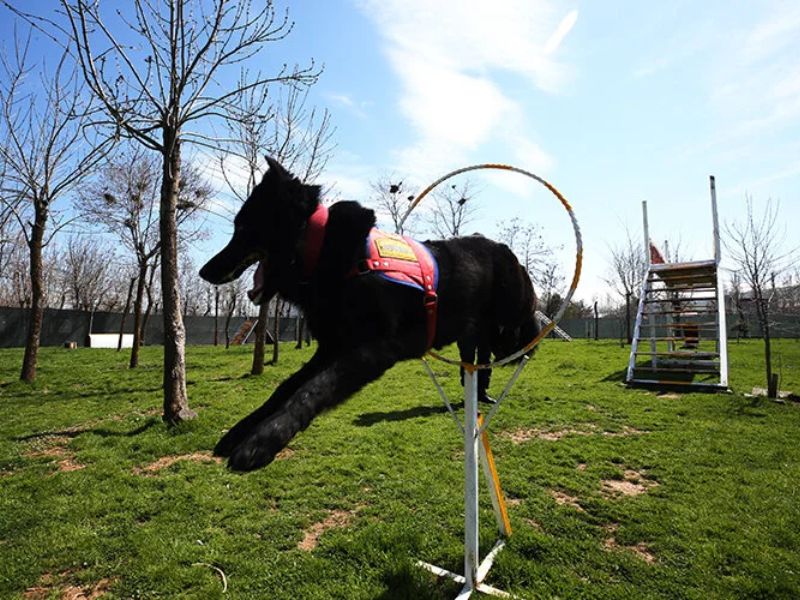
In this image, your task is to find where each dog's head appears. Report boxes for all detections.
[199,158,321,299]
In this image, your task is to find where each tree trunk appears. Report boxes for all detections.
[271,296,281,364]
[251,301,269,375]
[625,291,632,345]
[295,314,303,349]
[129,264,147,368]
[159,135,195,423]
[140,260,159,345]
[85,307,96,347]
[224,295,236,350]
[758,297,775,398]
[118,276,136,351]
[20,205,47,382]
[213,286,219,346]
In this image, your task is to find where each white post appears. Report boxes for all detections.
[642,201,657,366]
[710,176,721,265]
[642,201,650,264]
[710,175,729,386]
[463,368,480,594]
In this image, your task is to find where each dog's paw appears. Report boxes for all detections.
[214,411,267,457]
[227,436,280,471]
[214,428,244,457]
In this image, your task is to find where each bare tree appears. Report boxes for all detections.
[368,175,418,235]
[116,269,137,351]
[427,180,478,238]
[220,280,246,349]
[179,253,207,318]
[61,0,319,422]
[496,217,563,309]
[603,225,648,344]
[218,83,333,374]
[0,229,28,307]
[0,31,112,381]
[80,148,209,366]
[60,235,116,342]
[725,197,795,397]
[62,236,115,312]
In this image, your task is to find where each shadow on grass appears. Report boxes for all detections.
[354,404,458,427]
[375,563,459,600]
[600,367,628,382]
[13,419,159,442]
[3,386,165,402]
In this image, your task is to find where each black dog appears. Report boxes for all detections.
[200,158,538,471]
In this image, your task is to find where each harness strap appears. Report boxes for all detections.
[302,205,439,350]
[359,229,439,350]
[303,203,329,279]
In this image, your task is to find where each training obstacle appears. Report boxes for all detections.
[401,164,582,598]
[626,176,729,390]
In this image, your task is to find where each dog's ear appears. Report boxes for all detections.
[265,156,295,181]
[300,184,322,217]
[328,201,376,240]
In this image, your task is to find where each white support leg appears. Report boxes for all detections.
[417,365,511,599]
[463,368,480,595]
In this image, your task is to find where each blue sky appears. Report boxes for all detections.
[201,0,799,304]
[4,1,798,305]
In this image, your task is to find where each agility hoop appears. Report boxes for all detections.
[399,163,583,369]
[406,164,581,599]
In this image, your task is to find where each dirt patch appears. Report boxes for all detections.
[62,579,114,600]
[657,392,681,399]
[505,495,523,507]
[577,463,587,471]
[503,426,595,443]
[275,447,295,461]
[525,518,543,531]
[601,426,646,437]
[25,438,86,474]
[297,509,356,551]
[602,526,656,563]
[133,451,222,475]
[601,469,658,498]
[549,489,584,512]
[24,574,113,600]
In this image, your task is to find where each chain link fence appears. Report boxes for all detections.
[1,306,798,349]
[0,307,299,348]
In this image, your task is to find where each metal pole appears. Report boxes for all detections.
[710,176,721,265]
[642,200,650,264]
[641,201,657,365]
[463,368,480,594]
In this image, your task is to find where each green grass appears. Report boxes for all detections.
[1,339,799,599]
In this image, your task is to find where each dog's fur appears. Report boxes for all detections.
[200,158,538,471]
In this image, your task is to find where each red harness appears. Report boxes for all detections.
[303,203,439,349]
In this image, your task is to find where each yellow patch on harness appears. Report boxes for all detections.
[374,235,417,261]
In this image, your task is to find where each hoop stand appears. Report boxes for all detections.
[417,367,514,599]
[402,163,582,599]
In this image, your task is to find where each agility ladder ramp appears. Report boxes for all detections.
[625,176,729,390]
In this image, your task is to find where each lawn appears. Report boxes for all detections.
[1,339,799,599]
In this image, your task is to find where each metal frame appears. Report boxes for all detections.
[417,368,515,599]
[626,176,729,389]
[405,164,581,598]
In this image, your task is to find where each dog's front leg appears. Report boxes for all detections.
[214,350,330,457]
[225,337,412,471]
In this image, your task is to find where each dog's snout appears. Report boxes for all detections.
[200,239,261,285]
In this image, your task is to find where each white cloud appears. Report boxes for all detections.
[544,9,579,56]
[356,0,577,182]
[324,91,371,119]
[713,4,800,136]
